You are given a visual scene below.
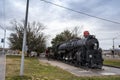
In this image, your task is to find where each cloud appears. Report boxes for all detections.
[0,0,120,49]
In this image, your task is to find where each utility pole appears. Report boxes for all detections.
[20,0,29,76]
[112,38,115,58]
[3,29,6,54]
[0,25,6,54]
[113,38,115,50]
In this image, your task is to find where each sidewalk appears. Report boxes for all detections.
[39,57,120,77]
[0,54,6,80]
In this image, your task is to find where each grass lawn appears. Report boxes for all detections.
[104,59,120,67]
[6,55,120,80]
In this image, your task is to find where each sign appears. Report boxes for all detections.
[1,39,4,43]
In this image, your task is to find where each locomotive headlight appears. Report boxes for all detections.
[94,43,97,49]
[89,54,92,58]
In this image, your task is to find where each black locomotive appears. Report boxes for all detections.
[52,31,103,69]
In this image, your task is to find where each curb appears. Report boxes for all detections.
[104,64,120,69]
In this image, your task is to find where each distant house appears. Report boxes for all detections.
[0,48,10,51]
[102,50,111,55]
[0,48,2,51]
[102,49,120,56]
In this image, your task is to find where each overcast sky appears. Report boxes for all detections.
[0,0,120,49]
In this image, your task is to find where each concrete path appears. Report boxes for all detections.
[39,58,120,77]
[0,54,6,80]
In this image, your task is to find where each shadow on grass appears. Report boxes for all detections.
[6,75,31,80]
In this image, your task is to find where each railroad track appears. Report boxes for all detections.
[55,59,120,70]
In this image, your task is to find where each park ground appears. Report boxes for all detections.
[6,55,120,80]
[104,59,120,67]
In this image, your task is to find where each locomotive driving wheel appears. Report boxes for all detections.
[74,50,82,67]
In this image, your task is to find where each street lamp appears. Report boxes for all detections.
[0,25,6,54]
[20,0,29,76]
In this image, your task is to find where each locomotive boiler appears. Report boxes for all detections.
[52,31,103,69]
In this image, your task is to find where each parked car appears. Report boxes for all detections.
[30,51,37,57]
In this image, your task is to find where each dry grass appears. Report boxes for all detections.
[104,59,120,67]
[6,55,120,80]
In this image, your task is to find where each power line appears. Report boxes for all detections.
[40,0,120,24]
[99,38,120,41]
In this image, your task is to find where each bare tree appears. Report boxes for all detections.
[71,26,83,38]
[8,20,47,56]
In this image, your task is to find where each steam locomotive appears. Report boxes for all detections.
[52,31,103,69]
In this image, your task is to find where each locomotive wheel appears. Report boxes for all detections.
[74,61,79,67]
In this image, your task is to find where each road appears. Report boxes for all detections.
[39,58,120,77]
[0,53,6,80]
